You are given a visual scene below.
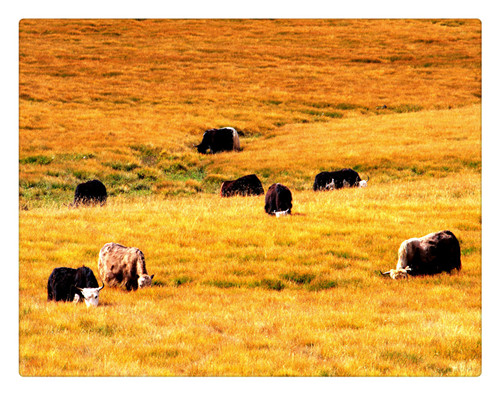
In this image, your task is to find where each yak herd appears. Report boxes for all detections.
[47,127,462,307]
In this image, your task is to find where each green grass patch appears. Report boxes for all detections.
[172,276,192,287]
[326,250,359,260]
[265,100,283,105]
[57,153,95,161]
[462,246,479,256]
[136,168,158,181]
[301,109,343,118]
[164,165,206,183]
[20,155,53,165]
[392,104,423,113]
[52,72,78,78]
[205,280,241,289]
[461,160,481,171]
[381,350,422,365]
[281,272,316,285]
[259,278,286,291]
[71,169,93,180]
[102,71,123,77]
[351,58,382,63]
[130,144,163,166]
[306,279,338,292]
[145,348,180,359]
[104,161,140,172]
[19,93,43,102]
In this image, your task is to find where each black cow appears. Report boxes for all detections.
[265,183,293,216]
[47,266,104,307]
[72,179,107,206]
[313,168,363,191]
[220,174,264,197]
[196,127,240,154]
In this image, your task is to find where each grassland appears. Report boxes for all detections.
[19,19,481,376]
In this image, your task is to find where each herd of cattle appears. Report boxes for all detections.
[47,127,462,307]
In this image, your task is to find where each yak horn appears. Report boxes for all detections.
[382,271,391,275]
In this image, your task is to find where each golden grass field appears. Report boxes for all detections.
[19,19,481,376]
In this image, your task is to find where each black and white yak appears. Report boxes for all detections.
[47,266,104,307]
[313,168,367,191]
[264,183,293,216]
[195,127,240,154]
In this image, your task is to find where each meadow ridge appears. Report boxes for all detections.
[19,19,481,376]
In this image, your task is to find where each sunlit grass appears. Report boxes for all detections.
[20,170,480,376]
[19,19,480,205]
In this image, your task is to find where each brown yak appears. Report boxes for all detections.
[98,242,154,291]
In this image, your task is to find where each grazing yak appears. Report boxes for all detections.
[47,266,104,307]
[383,268,411,280]
[265,183,293,216]
[313,168,367,191]
[98,242,154,291]
[196,127,240,154]
[220,174,264,197]
[383,230,461,278]
[72,179,107,207]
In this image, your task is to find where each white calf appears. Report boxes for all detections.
[74,285,104,307]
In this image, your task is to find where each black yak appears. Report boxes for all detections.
[220,174,264,197]
[47,266,104,307]
[264,183,292,216]
[313,168,366,190]
[72,179,107,206]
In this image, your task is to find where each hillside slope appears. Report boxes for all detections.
[19,19,481,207]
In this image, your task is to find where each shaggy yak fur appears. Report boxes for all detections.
[196,127,240,154]
[47,266,100,302]
[396,230,462,275]
[98,242,154,291]
[264,183,293,215]
[72,179,107,206]
[313,168,361,190]
[220,174,264,197]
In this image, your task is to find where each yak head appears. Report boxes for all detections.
[396,238,420,272]
[382,267,411,280]
[358,175,369,188]
[74,284,104,307]
[138,274,155,288]
[274,209,290,218]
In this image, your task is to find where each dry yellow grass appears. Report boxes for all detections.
[19,19,481,377]
[19,168,481,376]
[19,19,481,206]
